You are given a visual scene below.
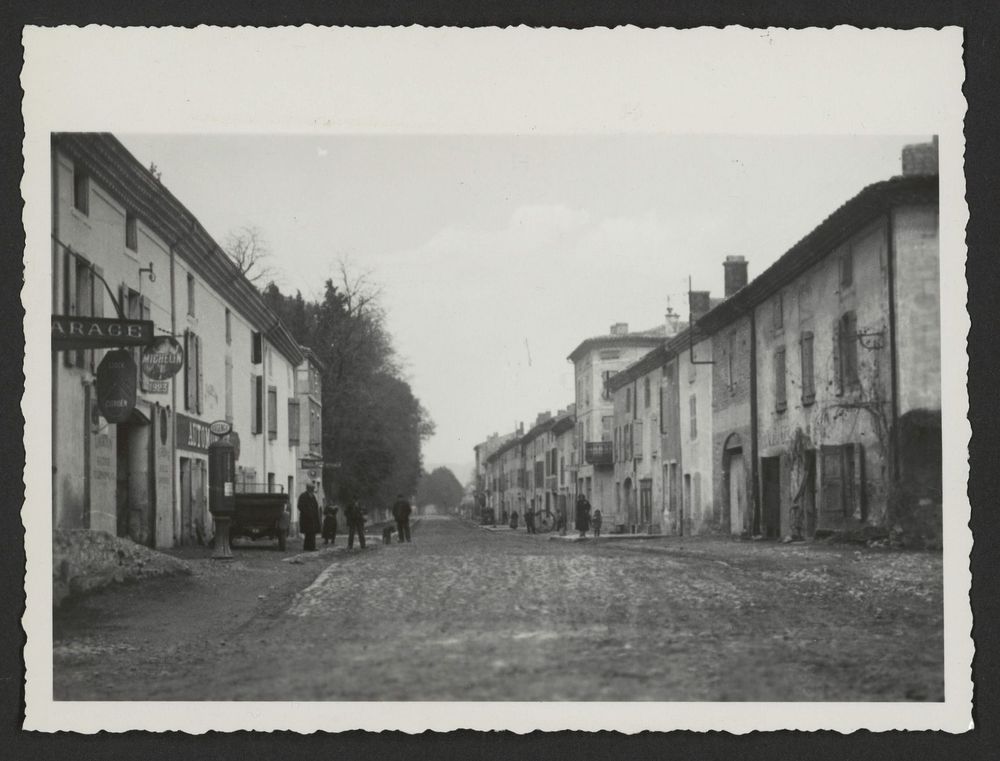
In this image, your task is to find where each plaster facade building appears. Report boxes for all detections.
[51,133,307,548]
[567,324,665,524]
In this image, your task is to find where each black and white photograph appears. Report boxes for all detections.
[20,26,970,733]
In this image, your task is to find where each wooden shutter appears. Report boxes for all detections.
[138,296,151,390]
[195,333,203,414]
[775,347,787,411]
[843,312,858,386]
[183,331,192,410]
[820,444,845,528]
[89,265,104,372]
[800,331,815,403]
[288,399,300,445]
[832,319,843,396]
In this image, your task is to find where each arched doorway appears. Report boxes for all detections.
[722,433,746,536]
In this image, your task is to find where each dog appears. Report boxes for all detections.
[382,526,393,545]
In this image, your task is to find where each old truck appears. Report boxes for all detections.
[229,483,290,551]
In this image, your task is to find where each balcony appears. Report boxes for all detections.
[584,441,613,466]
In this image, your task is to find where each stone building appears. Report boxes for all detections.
[51,133,306,548]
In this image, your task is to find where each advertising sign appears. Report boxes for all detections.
[95,350,137,423]
[176,414,211,453]
[141,337,184,380]
[209,420,233,436]
[52,316,153,351]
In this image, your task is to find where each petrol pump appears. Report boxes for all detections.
[208,421,236,560]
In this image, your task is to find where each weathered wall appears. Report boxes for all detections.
[678,336,714,534]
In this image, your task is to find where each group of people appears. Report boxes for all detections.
[295,483,414,552]
[502,494,603,538]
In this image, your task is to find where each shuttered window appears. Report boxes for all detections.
[183,330,202,413]
[775,347,787,412]
[267,385,278,439]
[288,399,300,446]
[251,331,263,364]
[689,395,697,439]
[251,375,263,434]
[800,331,815,404]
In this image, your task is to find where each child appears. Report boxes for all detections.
[592,509,603,539]
[322,505,338,546]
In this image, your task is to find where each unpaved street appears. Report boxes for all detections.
[54,516,942,701]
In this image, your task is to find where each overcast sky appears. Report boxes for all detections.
[118,133,927,479]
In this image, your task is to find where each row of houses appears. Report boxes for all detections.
[51,133,326,548]
[475,139,942,545]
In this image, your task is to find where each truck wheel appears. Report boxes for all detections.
[278,532,286,552]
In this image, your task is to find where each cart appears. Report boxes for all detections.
[229,483,290,551]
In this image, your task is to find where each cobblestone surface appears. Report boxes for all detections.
[54,516,943,701]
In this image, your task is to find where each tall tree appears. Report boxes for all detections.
[416,467,465,511]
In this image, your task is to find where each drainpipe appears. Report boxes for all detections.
[885,211,901,483]
[749,308,760,536]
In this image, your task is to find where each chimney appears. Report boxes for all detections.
[901,136,939,176]
[689,290,711,322]
[723,255,748,298]
[665,305,681,336]
[610,322,629,337]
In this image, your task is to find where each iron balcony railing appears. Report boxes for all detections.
[584,441,613,466]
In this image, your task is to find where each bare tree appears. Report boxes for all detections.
[223,226,277,287]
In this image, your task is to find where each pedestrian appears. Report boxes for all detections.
[501,509,509,525]
[297,482,321,551]
[392,493,413,543]
[509,510,519,530]
[322,504,338,546]
[525,507,536,534]
[557,501,568,536]
[575,494,591,538]
[345,500,367,550]
[592,509,603,539]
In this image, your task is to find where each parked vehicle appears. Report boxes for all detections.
[230,483,290,551]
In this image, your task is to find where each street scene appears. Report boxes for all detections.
[48,130,943,704]
[54,515,942,701]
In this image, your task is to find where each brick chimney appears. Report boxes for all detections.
[689,290,711,322]
[723,255,748,298]
[610,322,629,337]
[902,136,939,176]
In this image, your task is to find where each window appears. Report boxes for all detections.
[644,376,651,408]
[186,273,196,316]
[225,308,232,345]
[772,293,784,330]
[840,251,854,288]
[309,400,322,451]
[835,311,859,393]
[251,331,263,364]
[626,388,631,413]
[775,347,787,412]
[183,330,202,413]
[62,251,102,369]
[601,415,612,442]
[601,370,614,400]
[125,211,138,252]
[225,357,233,422]
[689,395,697,439]
[73,168,89,215]
[727,332,735,390]
[251,375,263,434]
[288,399,301,445]
[800,331,815,404]
[267,386,278,439]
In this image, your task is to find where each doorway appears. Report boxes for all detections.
[727,450,746,535]
[761,456,782,539]
[623,477,635,530]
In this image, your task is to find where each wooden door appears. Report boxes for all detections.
[728,452,745,535]
[761,456,781,539]
[179,457,193,545]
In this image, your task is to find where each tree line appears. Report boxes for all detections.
[258,263,435,508]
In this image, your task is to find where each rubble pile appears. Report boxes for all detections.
[53,529,192,606]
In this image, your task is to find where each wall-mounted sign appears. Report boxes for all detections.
[141,337,184,380]
[52,316,153,351]
[95,350,137,423]
[176,413,211,453]
[209,420,233,437]
[146,379,169,394]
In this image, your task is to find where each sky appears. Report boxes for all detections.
[117,133,927,480]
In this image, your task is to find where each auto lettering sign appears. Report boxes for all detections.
[141,337,184,380]
[95,350,138,423]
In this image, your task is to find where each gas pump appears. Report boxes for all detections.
[208,422,236,560]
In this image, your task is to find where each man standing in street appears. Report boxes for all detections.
[345,500,367,550]
[392,493,413,543]
[297,482,321,551]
